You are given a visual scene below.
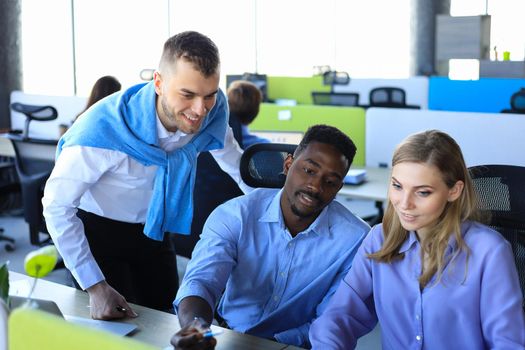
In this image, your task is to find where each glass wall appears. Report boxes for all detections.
[20,0,525,96]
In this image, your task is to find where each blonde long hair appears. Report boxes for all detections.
[369,130,479,288]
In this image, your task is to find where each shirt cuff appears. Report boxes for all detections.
[173,281,216,314]
[274,323,310,348]
[71,259,105,290]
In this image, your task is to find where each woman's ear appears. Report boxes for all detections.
[448,180,464,202]
[283,154,293,176]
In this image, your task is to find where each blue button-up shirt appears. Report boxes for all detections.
[175,188,369,347]
[310,221,525,349]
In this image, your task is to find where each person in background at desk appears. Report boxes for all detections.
[227,80,269,149]
[309,130,525,349]
[42,31,249,320]
[59,75,122,137]
[171,124,370,349]
[74,75,122,122]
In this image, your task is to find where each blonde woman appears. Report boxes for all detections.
[310,130,525,349]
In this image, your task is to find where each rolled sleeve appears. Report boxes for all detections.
[174,281,217,314]
[174,203,241,313]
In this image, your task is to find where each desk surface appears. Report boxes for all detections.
[339,167,390,202]
[0,136,15,157]
[9,272,292,350]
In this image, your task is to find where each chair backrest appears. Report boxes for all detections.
[322,71,350,87]
[511,88,525,112]
[7,135,56,246]
[240,143,297,188]
[369,87,407,107]
[469,164,525,308]
[171,123,244,258]
[311,92,360,107]
[10,103,58,139]
[228,112,244,149]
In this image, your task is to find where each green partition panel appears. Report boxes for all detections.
[250,103,366,166]
[267,76,329,104]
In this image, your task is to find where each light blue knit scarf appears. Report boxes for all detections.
[57,81,228,240]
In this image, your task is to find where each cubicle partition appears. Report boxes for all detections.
[428,77,525,113]
[251,103,366,166]
[334,77,429,109]
[365,107,525,167]
[267,76,329,104]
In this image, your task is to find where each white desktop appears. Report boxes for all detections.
[250,130,303,145]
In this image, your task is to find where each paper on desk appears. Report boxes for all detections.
[64,315,138,336]
[9,279,32,296]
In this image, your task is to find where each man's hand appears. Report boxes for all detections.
[170,318,217,350]
[86,280,137,320]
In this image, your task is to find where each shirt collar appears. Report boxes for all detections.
[399,231,419,253]
[398,221,473,254]
[156,111,187,141]
[259,189,331,237]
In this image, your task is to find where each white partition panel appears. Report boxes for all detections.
[366,108,525,167]
[10,91,87,140]
[334,77,429,109]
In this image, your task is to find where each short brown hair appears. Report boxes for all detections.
[159,31,219,77]
[227,80,263,125]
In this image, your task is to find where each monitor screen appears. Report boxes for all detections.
[250,130,303,145]
[226,73,269,102]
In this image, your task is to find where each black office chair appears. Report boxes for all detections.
[9,102,58,246]
[501,87,525,114]
[311,92,360,107]
[0,157,21,251]
[10,103,58,139]
[171,115,245,258]
[7,136,57,246]
[469,164,525,309]
[240,143,297,188]
[322,71,350,91]
[369,87,407,108]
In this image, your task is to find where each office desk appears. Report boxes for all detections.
[0,136,15,157]
[338,167,390,225]
[339,167,390,202]
[8,272,292,350]
[1,133,57,161]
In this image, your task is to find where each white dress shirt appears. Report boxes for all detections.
[42,116,250,290]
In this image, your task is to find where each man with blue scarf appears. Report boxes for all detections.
[42,31,249,320]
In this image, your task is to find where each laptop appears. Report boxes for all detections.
[9,295,137,336]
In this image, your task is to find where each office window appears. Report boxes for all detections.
[169,0,255,90]
[334,0,411,78]
[451,0,525,61]
[19,0,525,98]
[256,0,335,77]
[73,0,168,96]
[21,0,74,95]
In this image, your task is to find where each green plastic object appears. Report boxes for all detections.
[24,245,58,278]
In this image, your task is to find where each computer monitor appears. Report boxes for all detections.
[226,73,269,102]
[250,130,304,145]
[311,92,360,106]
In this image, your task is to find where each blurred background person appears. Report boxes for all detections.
[227,80,268,149]
[74,75,122,123]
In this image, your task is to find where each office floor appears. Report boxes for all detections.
[0,198,382,349]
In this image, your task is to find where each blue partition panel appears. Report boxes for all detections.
[429,77,525,113]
